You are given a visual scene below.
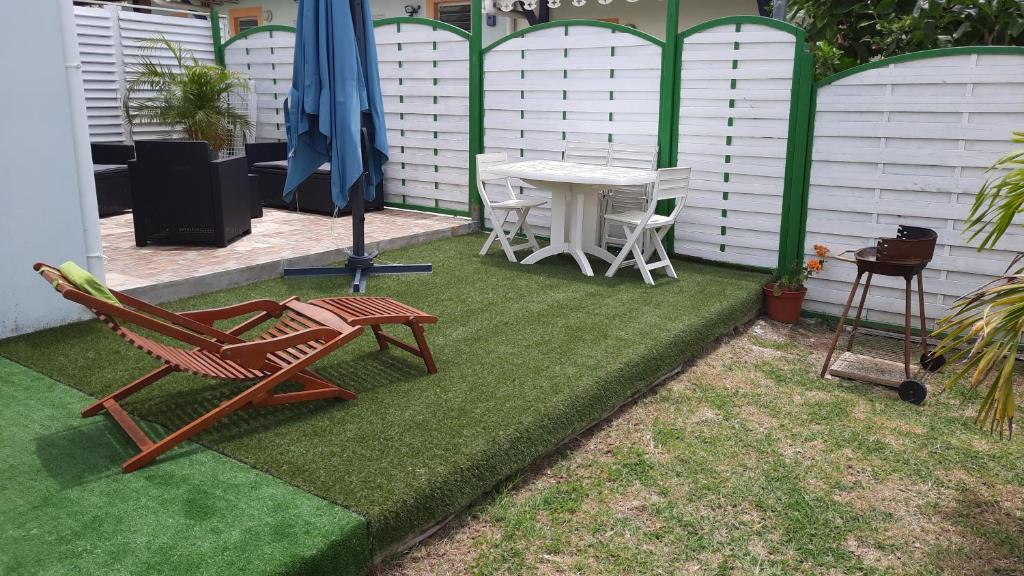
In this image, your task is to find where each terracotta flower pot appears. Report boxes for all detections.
[763,283,807,324]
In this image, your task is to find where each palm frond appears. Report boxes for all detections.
[122,36,252,151]
[933,130,1024,438]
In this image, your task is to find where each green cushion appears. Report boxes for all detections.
[58,261,120,308]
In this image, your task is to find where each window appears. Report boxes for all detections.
[229,7,263,35]
[434,0,470,31]
[236,16,259,32]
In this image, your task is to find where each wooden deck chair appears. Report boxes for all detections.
[603,167,691,285]
[476,152,546,262]
[35,263,363,473]
[309,297,439,374]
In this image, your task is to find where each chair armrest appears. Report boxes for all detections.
[180,299,287,324]
[220,327,341,368]
[91,142,135,164]
[244,142,288,169]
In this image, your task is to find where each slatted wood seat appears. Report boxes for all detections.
[310,296,438,374]
[35,263,364,473]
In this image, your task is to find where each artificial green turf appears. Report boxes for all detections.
[0,357,369,576]
[0,234,765,554]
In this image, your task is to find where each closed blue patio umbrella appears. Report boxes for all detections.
[283,0,431,291]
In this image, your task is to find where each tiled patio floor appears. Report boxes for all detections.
[102,208,472,297]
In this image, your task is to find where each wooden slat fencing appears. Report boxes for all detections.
[803,50,1024,326]
[674,21,803,269]
[223,29,294,141]
[376,21,471,214]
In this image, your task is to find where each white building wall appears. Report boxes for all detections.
[0,0,98,338]
[545,0,759,38]
[230,0,511,38]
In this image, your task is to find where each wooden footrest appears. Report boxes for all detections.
[310,297,439,374]
[310,297,437,326]
[103,399,154,451]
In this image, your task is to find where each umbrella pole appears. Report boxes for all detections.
[284,119,433,293]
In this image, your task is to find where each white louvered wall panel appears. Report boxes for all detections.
[483,25,662,233]
[803,52,1024,326]
[674,22,798,269]
[72,7,225,142]
[224,30,294,141]
[75,6,123,142]
[376,22,471,213]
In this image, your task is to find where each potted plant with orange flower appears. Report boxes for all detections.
[763,245,830,323]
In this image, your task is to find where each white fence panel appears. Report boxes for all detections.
[376,22,471,213]
[804,51,1024,326]
[224,29,294,141]
[674,22,799,269]
[483,24,662,233]
[74,6,123,142]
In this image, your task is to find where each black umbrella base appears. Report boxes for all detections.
[283,261,432,293]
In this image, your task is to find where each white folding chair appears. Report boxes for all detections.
[476,152,546,262]
[563,141,609,165]
[601,142,659,250]
[604,167,690,285]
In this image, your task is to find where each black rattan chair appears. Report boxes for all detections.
[91,142,134,217]
[129,140,251,247]
[244,141,384,215]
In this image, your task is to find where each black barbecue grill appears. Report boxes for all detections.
[819,225,946,404]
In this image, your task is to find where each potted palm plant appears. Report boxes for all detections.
[764,245,830,324]
[122,37,253,153]
[933,131,1024,437]
[120,37,257,247]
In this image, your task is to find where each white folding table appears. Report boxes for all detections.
[487,160,657,276]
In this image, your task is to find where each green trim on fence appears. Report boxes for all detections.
[776,29,814,271]
[656,0,681,249]
[468,0,484,225]
[796,77,817,264]
[220,24,298,50]
[385,202,471,218]
[211,9,225,66]
[681,15,806,39]
[482,19,664,53]
[816,45,1024,87]
[668,37,684,170]
[373,17,472,40]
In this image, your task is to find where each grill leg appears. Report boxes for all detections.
[820,271,863,378]
[845,272,873,353]
[917,273,929,357]
[903,275,913,379]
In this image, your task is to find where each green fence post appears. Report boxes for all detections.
[775,35,814,271]
[210,9,225,67]
[656,0,680,249]
[468,0,484,225]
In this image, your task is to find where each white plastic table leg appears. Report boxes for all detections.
[580,188,615,264]
[521,181,569,265]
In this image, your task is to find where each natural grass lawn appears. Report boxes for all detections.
[0,234,764,556]
[0,357,368,576]
[381,320,1024,576]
